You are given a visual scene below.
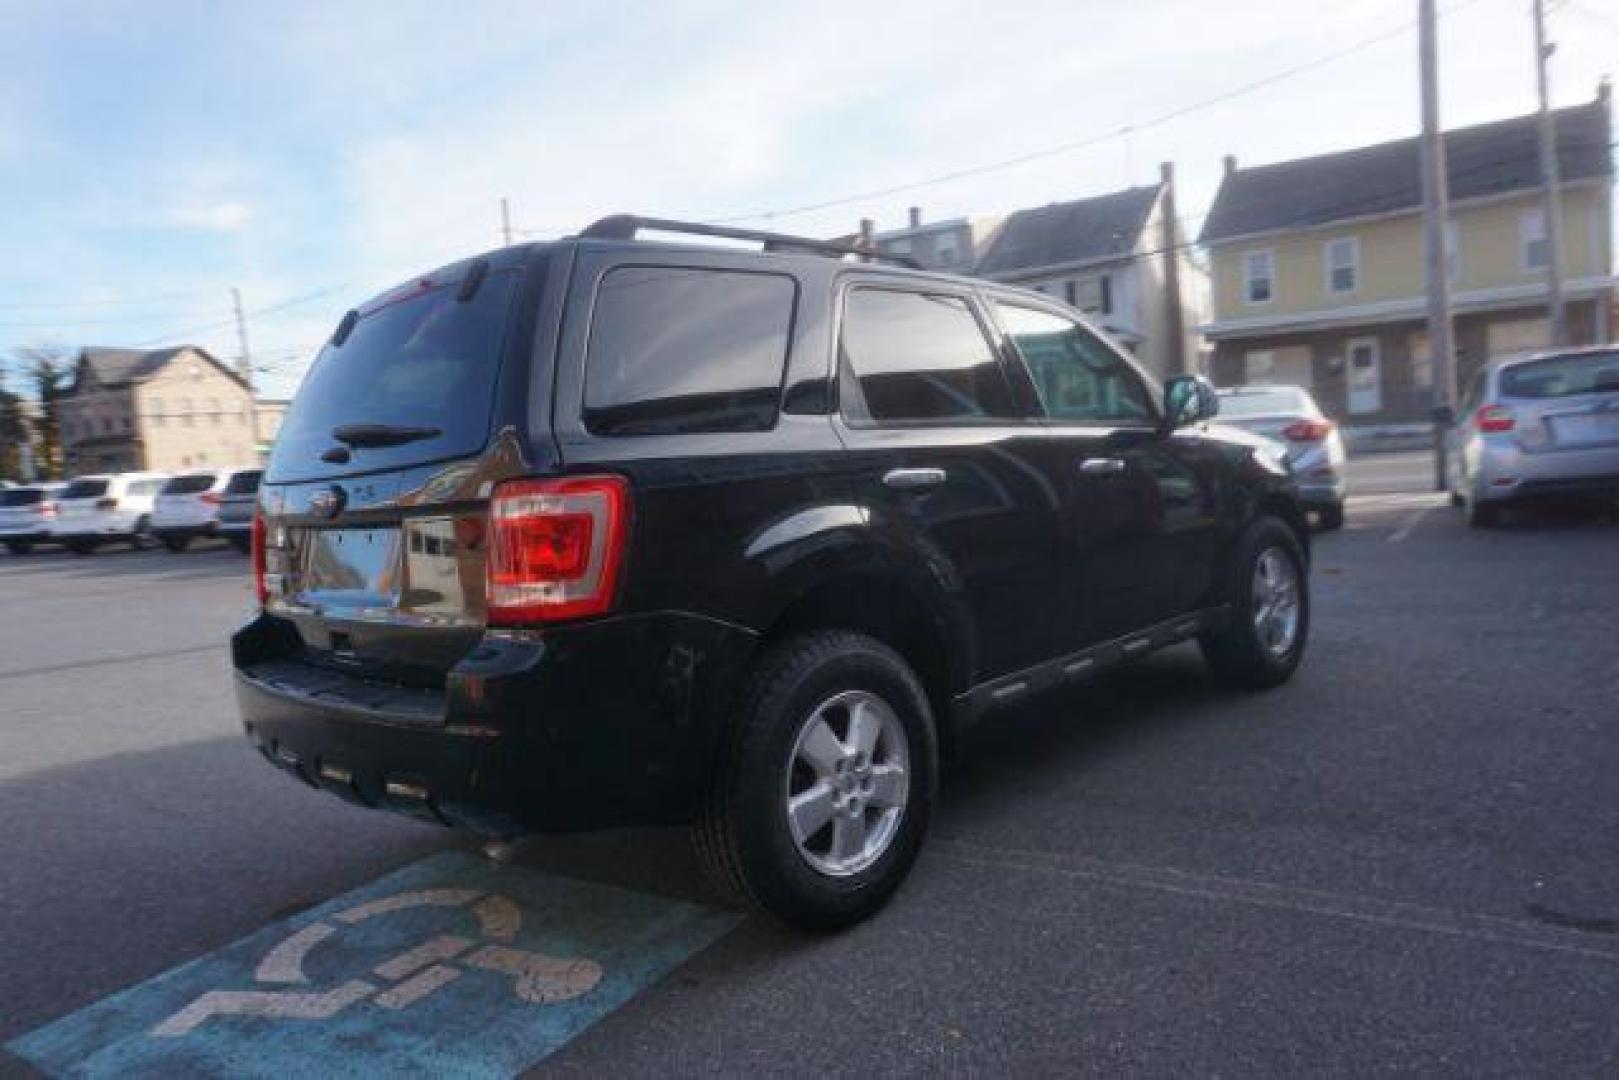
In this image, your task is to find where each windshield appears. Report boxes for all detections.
[1217,388,1310,416]
[61,479,109,499]
[0,488,46,507]
[267,263,526,483]
[1499,352,1619,399]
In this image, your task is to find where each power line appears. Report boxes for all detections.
[130,288,343,348]
[705,0,1489,225]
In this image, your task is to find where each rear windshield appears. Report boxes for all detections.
[0,488,45,507]
[1217,388,1310,416]
[162,474,216,495]
[1499,352,1619,399]
[267,263,525,482]
[224,470,262,495]
[62,479,109,499]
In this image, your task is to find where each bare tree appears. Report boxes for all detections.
[9,345,74,479]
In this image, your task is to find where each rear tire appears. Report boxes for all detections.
[228,536,251,553]
[693,630,938,932]
[1316,503,1345,531]
[4,541,32,556]
[129,516,155,550]
[162,535,191,553]
[66,539,97,555]
[1199,515,1309,690]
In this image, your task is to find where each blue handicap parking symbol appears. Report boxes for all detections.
[10,851,740,1077]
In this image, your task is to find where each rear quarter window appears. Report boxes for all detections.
[62,479,109,499]
[0,489,45,507]
[583,267,796,436]
[224,471,262,495]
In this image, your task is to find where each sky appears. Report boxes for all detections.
[0,0,1614,399]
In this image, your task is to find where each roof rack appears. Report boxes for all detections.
[578,214,922,269]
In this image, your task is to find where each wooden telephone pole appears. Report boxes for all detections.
[1419,0,1458,492]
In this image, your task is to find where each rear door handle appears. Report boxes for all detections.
[1079,457,1127,476]
[882,467,948,491]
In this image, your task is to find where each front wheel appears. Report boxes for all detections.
[693,631,938,931]
[1199,515,1309,689]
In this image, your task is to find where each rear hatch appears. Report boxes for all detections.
[0,487,53,532]
[217,471,262,528]
[54,478,111,526]
[154,474,219,526]
[1499,351,1619,454]
[258,252,544,686]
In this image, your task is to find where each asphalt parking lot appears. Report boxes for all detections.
[3,455,1617,1076]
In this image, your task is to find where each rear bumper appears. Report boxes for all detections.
[1472,440,1619,503]
[234,610,757,835]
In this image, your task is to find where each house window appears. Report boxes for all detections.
[934,241,959,266]
[1444,222,1460,284]
[121,416,131,433]
[1064,280,1077,306]
[1520,209,1549,271]
[1243,251,1274,303]
[1098,274,1113,316]
[1325,237,1358,294]
[885,238,912,256]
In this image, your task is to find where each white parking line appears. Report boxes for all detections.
[1388,508,1434,543]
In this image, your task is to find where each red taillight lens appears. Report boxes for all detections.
[200,492,222,506]
[1476,404,1515,433]
[487,476,629,625]
[1282,418,1335,442]
[250,512,268,606]
[39,502,56,518]
[95,497,118,510]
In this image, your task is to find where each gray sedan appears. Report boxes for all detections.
[1215,385,1348,529]
[1449,346,1619,527]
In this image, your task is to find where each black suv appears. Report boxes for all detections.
[235,216,1310,930]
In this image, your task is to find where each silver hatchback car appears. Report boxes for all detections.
[1449,346,1619,527]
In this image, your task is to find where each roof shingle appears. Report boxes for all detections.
[974,184,1161,277]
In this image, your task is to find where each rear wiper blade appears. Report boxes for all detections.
[331,423,443,448]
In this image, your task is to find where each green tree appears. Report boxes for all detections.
[10,345,73,479]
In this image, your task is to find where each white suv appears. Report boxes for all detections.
[50,472,170,553]
[151,468,258,551]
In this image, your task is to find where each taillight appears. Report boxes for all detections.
[201,492,222,506]
[95,497,119,510]
[39,502,56,518]
[1476,405,1515,433]
[250,512,268,606]
[487,475,629,625]
[1282,418,1335,442]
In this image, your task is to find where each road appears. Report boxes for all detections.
[3,477,1617,1076]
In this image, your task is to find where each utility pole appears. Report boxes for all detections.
[231,287,260,449]
[1158,161,1189,376]
[1418,0,1457,493]
[1532,0,1567,346]
[500,197,514,247]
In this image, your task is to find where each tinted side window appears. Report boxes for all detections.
[995,303,1155,425]
[163,474,216,495]
[224,470,262,495]
[584,267,795,436]
[840,289,1017,424]
[63,479,109,499]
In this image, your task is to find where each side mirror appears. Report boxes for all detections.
[1163,374,1219,430]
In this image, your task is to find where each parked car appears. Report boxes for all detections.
[49,472,169,553]
[215,468,263,552]
[1449,346,1619,527]
[0,483,66,554]
[151,467,260,551]
[1215,385,1348,529]
[235,216,1311,930]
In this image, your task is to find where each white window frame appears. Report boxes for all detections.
[1519,208,1549,272]
[1242,250,1274,305]
[1324,236,1359,295]
[1444,221,1460,284]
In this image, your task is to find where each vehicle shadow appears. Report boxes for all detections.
[1490,498,1619,532]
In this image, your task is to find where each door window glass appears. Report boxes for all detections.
[839,289,1017,424]
[994,303,1155,425]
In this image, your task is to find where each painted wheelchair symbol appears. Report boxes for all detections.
[152,888,603,1037]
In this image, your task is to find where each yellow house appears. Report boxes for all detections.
[1199,84,1614,429]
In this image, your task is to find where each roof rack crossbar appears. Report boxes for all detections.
[578,215,922,269]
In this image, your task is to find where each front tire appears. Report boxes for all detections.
[1199,515,1309,689]
[693,631,939,931]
